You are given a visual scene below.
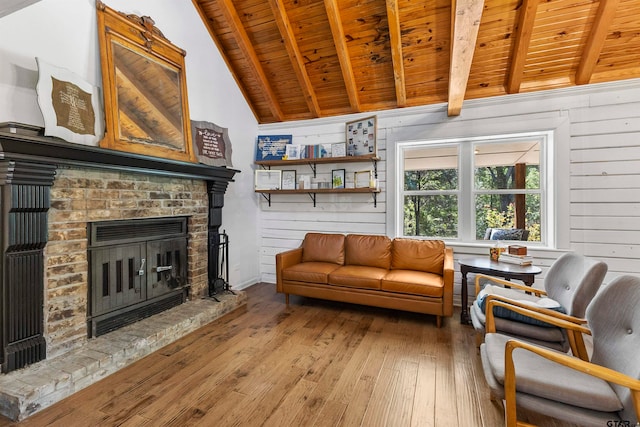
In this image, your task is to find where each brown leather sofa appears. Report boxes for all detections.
[275,232,454,327]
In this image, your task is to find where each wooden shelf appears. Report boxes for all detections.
[254,155,381,207]
[256,187,380,207]
[255,155,379,167]
[255,188,380,195]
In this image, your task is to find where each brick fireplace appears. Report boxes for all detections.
[0,126,238,372]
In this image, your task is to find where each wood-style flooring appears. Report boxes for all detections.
[2,283,575,426]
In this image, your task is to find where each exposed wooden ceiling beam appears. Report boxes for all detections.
[385,0,406,108]
[215,0,284,122]
[506,0,539,94]
[324,0,361,113]
[448,0,484,116]
[192,0,261,121]
[268,0,321,117]
[576,0,620,85]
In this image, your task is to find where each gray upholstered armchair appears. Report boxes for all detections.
[470,252,608,352]
[479,275,640,426]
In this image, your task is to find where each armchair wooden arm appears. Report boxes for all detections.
[475,273,547,297]
[503,338,640,427]
[485,297,591,360]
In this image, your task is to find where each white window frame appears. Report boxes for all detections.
[396,131,554,247]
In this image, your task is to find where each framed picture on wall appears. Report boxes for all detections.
[345,116,376,157]
[332,169,345,189]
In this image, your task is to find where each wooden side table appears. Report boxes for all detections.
[458,257,542,324]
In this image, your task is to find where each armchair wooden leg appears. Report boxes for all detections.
[285,294,289,305]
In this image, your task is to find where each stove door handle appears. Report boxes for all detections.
[137,258,146,276]
[156,265,173,273]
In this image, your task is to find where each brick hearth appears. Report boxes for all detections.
[0,291,246,421]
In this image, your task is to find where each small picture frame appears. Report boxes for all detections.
[346,116,376,157]
[285,144,301,160]
[281,170,297,190]
[354,170,372,188]
[331,142,346,158]
[254,169,282,190]
[332,169,345,189]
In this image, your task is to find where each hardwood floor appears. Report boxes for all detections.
[3,283,575,426]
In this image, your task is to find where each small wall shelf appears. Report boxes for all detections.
[255,155,381,207]
[256,187,381,207]
[255,155,379,178]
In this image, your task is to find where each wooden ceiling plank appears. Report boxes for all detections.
[214,0,284,121]
[385,0,407,107]
[575,0,621,85]
[324,0,361,112]
[448,0,485,116]
[505,0,539,94]
[192,0,264,120]
[267,0,322,117]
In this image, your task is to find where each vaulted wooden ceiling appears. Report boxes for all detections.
[192,0,640,124]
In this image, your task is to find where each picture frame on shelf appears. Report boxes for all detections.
[354,170,372,188]
[331,142,346,157]
[281,170,297,190]
[254,169,282,190]
[285,144,301,160]
[255,135,292,161]
[332,169,345,189]
[345,116,376,157]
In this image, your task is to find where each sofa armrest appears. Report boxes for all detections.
[442,247,454,316]
[276,247,303,293]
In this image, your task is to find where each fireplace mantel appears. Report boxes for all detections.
[0,126,238,372]
[0,128,239,183]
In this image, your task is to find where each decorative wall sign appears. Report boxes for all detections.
[255,135,292,161]
[35,58,103,146]
[190,120,233,167]
[346,116,376,157]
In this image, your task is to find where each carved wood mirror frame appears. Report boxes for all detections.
[96,1,195,162]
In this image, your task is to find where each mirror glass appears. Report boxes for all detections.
[112,41,184,148]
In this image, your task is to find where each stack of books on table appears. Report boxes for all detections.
[498,253,534,266]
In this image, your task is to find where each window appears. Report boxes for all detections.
[398,132,551,244]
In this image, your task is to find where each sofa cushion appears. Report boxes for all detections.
[302,233,345,264]
[391,239,444,275]
[328,265,387,290]
[282,262,341,284]
[381,270,444,297]
[345,234,392,269]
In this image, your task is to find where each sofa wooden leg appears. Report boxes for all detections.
[285,294,289,305]
[436,316,442,328]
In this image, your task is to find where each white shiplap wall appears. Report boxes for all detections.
[257,80,640,306]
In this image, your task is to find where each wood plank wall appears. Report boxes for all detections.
[257,80,640,306]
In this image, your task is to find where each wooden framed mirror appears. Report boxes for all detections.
[96,1,195,162]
